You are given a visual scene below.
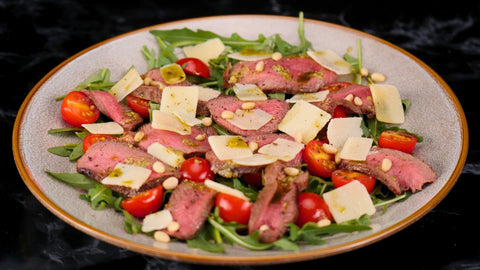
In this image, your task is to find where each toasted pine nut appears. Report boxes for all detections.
[381,158,393,172]
[167,221,180,233]
[255,61,265,72]
[354,96,363,106]
[194,133,206,141]
[335,153,342,164]
[248,141,259,152]
[202,117,212,126]
[259,224,270,232]
[153,231,171,243]
[241,102,256,110]
[317,219,331,227]
[272,52,282,61]
[360,67,369,77]
[221,110,234,119]
[152,161,166,174]
[163,176,179,190]
[344,93,354,102]
[284,167,300,176]
[371,72,386,82]
[322,143,338,154]
[294,130,303,143]
[134,131,145,142]
[143,77,152,85]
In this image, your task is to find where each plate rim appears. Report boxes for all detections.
[12,14,469,265]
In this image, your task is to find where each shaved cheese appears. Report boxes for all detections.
[205,179,250,201]
[278,100,331,144]
[81,122,124,135]
[142,209,173,232]
[173,111,203,126]
[286,90,329,103]
[160,86,199,118]
[327,117,363,150]
[338,137,373,161]
[198,86,221,101]
[233,84,267,101]
[147,142,185,168]
[109,68,143,102]
[151,110,191,135]
[257,138,304,162]
[101,163,152,190]
[323,180,376,224]
[207,135,253,161]
[226,109,273,130]
[182,38,225,65]
[232,153,278,166]
[228,49,273,61]
[307,50,352,75]
[370,84,405,124]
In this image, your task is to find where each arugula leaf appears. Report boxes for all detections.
[187,225,226,253]
[123,210,144,234]
[73,68,114,91]
[46,170,99,190]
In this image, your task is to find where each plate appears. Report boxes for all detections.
[12,15,468,265]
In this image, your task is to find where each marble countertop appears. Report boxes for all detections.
[3,0,480,269]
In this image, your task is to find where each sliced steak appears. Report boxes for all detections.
[223,56,338,94]
[248,161,309,243]
[314,84,376,118]
[340,147,437,195]
[81,89,143,131]
[76,140,179,196]
[207,95,289,135]
[163,180,217,240]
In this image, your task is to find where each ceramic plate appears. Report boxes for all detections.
[13,15,468,265]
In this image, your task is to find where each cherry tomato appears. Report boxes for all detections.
[126,95,150,118]
[320,81,352,92]
[332,105,347,118]
[82,133,115,152]
[378,130,418,154]
[303,140,337,178]
[179,157,214,183]
[331,169,377,193]
[120,185,164,218]
[215,193,253,225]
[242,172,263,187]
[296,192,332,227]
[176,57,211,78]
[60,91,100,127]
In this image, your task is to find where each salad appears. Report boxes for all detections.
[46,12,437,253]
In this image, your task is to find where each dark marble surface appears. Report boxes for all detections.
[3,0,480,269]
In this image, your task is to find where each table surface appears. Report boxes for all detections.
[3,0,480,269]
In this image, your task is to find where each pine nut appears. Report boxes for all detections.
[284,167,300,176]
[255,61,265,72]
[143,77,152,86]
[194,133,206,141]
[381,158,392,172]
[150,80,165,89]
[354,96,363,106]
[335,153,342,164]
[259,224,270,232]
[153,231,171,243]
[371,72,386,82]
[272,52,282,61]
[163,176,179,190]
[152,161,166,174]
[241,102,256,110]
[344,93,354,102]
[360,66,369,77]
[134,131,145,142]
[202,117,212,127]
[248,141,259,152]
[322,144,338,154]
[167,221,180,233]
[221,110,234,119]
[317,219,331,227]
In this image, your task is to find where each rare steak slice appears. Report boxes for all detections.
[207,94,289,136]
[163,180,217,240]
[340,147,437,195]
[81,90,143,131]
[223,55,338,94]
[248,161,309,243]
[76,140,179,196]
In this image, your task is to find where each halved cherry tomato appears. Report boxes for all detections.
[320,81,352,92]
[378,130,418,154]
[242,172,263,187]
[126,95,150,118]
[82,133,115,152]
[176,57,211,78]
[179,157,214,183]
[331,169,377,193]
[332,105,347,118]
[303,140,337,178]
[120,185,164,218]
[60,91,100,127]
[215,193,253,225]
[296,192,332,227]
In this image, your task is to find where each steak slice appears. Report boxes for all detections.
[340,147,437,195]
[207,95,289,136]
[163,180,217,240]
[314,84,376,118]
[223,56,338,94]
[248,161,309,243]
[76,140,179,196]
[81,89,143,131]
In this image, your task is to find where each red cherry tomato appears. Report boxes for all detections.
[120,185,164,218]
[378,130,418,154]
[60,91,100,127]
[331,169,377,193]
[82,133,115,152]
[179,157,214,183]
[296,192,332,227]
[242,172,263,187]
[176,57,211,78]
[303,140,337,178]
[126,95,150,118]
[332,105,347,118]
[320,81,352,92]
[215,193,252,225]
